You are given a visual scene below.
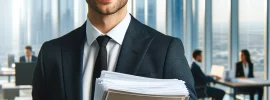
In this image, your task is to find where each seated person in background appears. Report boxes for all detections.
[19,46,37,63]
[191,49,225,100]
[235,49,263,100]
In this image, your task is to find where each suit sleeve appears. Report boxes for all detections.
[163,38,197,100]
[19,56,24,63]
[235,63,241,77]
[192,65,215,83]
[250,63,254,78]
[33,56,38,63]
[32,43,47,100]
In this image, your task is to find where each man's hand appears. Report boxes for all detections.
[208,75,222,81]
[214,75,222,81]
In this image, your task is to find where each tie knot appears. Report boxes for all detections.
[96,36,110,47]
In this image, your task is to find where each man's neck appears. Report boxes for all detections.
[194,60,201,66]
[193,59,200,63]
[87,5,127,33]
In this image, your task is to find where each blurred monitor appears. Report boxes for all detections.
[210,65,225,78]
[7,54,15,68]
[15,63,36,86]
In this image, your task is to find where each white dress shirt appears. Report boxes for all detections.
[82,13,131,100]
[25,56,32,63]
[243,63,249,77]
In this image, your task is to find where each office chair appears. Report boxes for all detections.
[196,85,209,100]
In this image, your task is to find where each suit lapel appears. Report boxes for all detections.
[115,16,154,75]
[60,16,155,99]
[248,63,253,77]
[239,63,245,76]
[61,23,86,100]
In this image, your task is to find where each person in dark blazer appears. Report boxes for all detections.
[235,49,263,100]
[191,50,225,100]
[20,46,37,63]
[32,0,197,100]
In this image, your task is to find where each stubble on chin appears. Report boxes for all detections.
[87,0,128,15]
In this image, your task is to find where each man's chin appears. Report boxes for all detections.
[95,8,119,15]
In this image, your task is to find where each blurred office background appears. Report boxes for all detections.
[0,0,270,100]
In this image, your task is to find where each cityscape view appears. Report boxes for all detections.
[0,0,86,69]
[210,23,265,78]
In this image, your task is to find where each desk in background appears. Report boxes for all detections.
[15,97,32,100]
[2,82,32,100]
[0,68,15,82]
[216,78,270,100]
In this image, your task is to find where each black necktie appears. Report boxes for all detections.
[91,36,110,100]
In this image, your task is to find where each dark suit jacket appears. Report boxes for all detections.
[235,61,254,78]
[191,62,215,87]
[32,16,197,100]
[191,62,214,98]
[20,56,37,63]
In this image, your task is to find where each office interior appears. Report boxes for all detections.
[0,0,270,100]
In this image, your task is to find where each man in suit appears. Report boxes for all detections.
[32,0,197,100]
[20,46,37,63]
[191,50,225,100]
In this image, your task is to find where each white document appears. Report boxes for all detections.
[94,71,189,100]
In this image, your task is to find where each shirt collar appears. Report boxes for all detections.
[86,13,131,46]
[242,63,249,68]
[193,60,202,67]
[25,56,32,60]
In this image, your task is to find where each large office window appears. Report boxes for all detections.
[134,0,166,33]
[60,0,75,35]
[147,0,156,29]
[197,0,205,71]
[135,0,145,24]
[197,0,205,50]
[0,0,86,69]
[212,0,230,68]
[166,0,183,39]
[0,0,56,64]
[155,0,166,33]
[59,0,87,36]
[239,0,266,78]
[0,1,13,68]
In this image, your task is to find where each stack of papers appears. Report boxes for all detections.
[94,71,189,100]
